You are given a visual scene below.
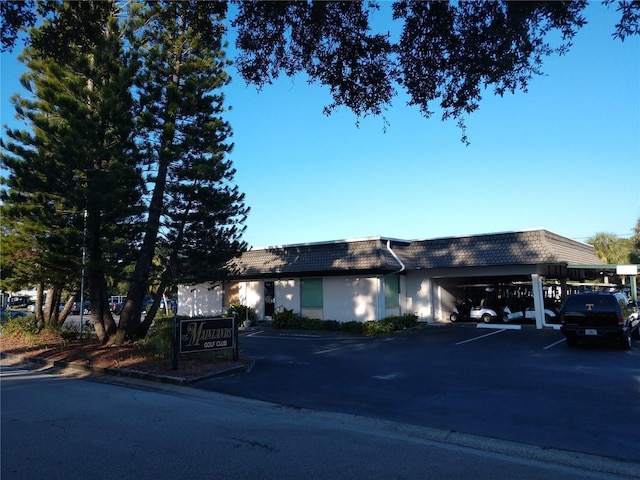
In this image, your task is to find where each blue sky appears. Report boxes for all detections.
[2,3,639,249]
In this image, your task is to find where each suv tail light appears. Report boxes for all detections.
[618,313,624,326]
[560,312,565,324]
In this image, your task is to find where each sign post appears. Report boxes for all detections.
[172,311,179,370]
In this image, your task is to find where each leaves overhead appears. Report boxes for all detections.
[233,1,592,142]
[2,1,638,142]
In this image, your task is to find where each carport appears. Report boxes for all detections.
[399,230,624,328]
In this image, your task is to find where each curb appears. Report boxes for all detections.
[0,351,254,386]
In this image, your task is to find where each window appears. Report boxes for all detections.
[385,276,400,308]
[223,282,239,307]
[301,278,323,309]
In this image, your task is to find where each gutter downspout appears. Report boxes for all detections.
[378,240,406,319]
[386,240,406,276]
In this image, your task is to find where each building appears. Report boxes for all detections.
[177,229,609,328]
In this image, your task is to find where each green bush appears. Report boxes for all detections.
[141,316,174,356]
[321,320,342,332]
[340,321,364,335]
[1,314,39,336]
[385,314,418,330]
[225,303,256,325]
[363,320,395,336]
[271,308,295,328]
[269,312,417,336]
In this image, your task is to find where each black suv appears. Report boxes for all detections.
[560,291,640,349]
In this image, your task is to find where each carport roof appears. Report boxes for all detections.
[397,229,603,269]
[228,229,604,278]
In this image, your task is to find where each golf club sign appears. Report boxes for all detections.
[178,316,238,355]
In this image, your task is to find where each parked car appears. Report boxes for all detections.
[112,301,125,314]
[560,291,640,349]
[0,308,27,322]
[71,301,91,315]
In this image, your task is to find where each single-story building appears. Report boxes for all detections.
[177,229,613,328]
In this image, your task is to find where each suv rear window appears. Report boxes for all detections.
[563,294,619,313]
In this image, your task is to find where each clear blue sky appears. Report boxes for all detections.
[2,3,639,249]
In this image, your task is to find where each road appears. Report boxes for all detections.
[195,323,640,464]
[1,359,637,480]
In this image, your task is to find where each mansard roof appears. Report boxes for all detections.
[229,229,604,278]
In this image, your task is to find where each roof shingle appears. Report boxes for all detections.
[230,229,604,277]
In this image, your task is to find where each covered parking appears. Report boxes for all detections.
[401,230,637,328]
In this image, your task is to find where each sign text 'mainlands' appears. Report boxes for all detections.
[179,318,235,354]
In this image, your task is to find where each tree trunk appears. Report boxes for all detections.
[34,282,44,330]
[85,208,117,344]
[117,124,176,343]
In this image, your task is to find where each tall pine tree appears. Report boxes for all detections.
[117,1,247,341]
[1,2,142,342]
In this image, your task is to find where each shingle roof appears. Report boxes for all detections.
[230,229,604,278]
[397,230,604,269]
[230,238,409,277]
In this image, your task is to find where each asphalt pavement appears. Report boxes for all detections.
[2,320,639,478]
[195,323,640,464]
[1,358,638,480]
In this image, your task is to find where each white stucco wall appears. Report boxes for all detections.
[177,283,224,317]
[405,274,434,322]
[179,274,413,322]
[323,276,379,322]
[275,279,299,313]
[240,281,262,319]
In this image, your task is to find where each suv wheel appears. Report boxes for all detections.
[621,331,632,350]
[566,335,577,347]
[450,313,458,322]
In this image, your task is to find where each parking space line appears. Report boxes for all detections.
[455,329,507,345]
[476,323,521,330]
[245,330,323,340]
[543,338,566,350]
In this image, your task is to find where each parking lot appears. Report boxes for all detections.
[196,323,640,463]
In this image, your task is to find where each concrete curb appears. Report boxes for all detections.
[0,351,254,386]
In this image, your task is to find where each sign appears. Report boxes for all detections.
[179,317,236,354]
[616,265,638,275]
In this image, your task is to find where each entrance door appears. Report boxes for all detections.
[264,281,275,318]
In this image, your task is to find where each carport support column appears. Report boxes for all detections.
[531,274,545,330]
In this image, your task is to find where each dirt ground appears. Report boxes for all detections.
[0,329,250,381]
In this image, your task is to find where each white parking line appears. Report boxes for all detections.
[456,329,507,345]
[245,330,323,339]
[543,338,566,350]
[476,323,521,330]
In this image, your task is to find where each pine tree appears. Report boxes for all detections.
[116,1,247,341]
[1,2,142,342]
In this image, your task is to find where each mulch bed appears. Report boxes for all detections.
[0,329,250,382]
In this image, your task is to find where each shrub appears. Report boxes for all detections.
[225,303,256,325]
[269,312,418,336]
[1,315,39,336]
[340,321,364,335]
[385,314,418,330]
[141,316,174,356]
[321,320,342,332]
[363,320,395,336]
[272,308,298,329]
